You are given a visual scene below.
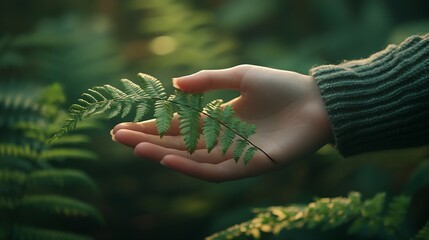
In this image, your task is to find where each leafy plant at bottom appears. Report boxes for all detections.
[52,73,274,164]
[206,192,419,240]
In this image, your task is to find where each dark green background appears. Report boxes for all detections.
[1,0,428,239]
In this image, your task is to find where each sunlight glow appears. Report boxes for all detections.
[149,36,177,55]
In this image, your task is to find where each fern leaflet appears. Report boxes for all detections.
[175,90,203,154]
[18,194,103,224]
[154,99,174,137]
[202,100,223,153]
[27,169,98,193]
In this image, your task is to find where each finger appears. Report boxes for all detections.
[113,129,206,150]
[111,114,181,136]
[173,65,253,93]
[160,154,272,182]
[134,142,230,164]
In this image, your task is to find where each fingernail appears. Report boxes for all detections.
[111,134,117,142]
[172,78,180,89]
[110,129,114,136]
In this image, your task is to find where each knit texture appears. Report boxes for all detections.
[310,34,429,157]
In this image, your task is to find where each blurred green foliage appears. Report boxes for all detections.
[1,0,428,239]
[0,82,102,239]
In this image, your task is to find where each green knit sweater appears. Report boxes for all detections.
[310,34,429,157]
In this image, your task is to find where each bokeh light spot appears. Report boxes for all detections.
[149,36,177,55]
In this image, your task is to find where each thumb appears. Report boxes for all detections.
[173,65,250,93]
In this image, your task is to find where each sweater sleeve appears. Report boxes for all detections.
[310,34,429,157]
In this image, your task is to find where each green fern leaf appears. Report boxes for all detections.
[134,102,150,122]
[100,84,127,98]
[18,195,103,224]
[48,135,90,146]
[206,192,364,240]
[138,73,167,99]
[233,139,248,162]
[175,91,203,154]
[0,170,26,184]
[121,79,145,96]
[0,144,38,160]
[10,225,92,240]
[27,169,98,193]
[40,148,97,161]
[243,147,257,165]
[237,121,256,138]
[203,100,223,152]
[154,99,174,137]
[220,117,239,155]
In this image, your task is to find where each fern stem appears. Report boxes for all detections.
[161,97,277,164]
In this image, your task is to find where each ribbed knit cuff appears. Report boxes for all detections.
[310,34,429,157]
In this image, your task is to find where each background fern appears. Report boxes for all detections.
[0,82,102,240]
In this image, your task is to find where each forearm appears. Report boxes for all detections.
[310,34,429,157]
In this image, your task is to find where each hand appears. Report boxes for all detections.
[111,65,333,182]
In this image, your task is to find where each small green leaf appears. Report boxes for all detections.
[134,101,150,122]
[139,73,167,99]
[154,100,173,137]
[244,147,257,164]
[233,139,249,162]
[18,195,103,224]
[203,100,223,152]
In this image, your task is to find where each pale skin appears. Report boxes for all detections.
[111,64,333,182]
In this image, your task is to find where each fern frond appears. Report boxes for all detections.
[52,80,148,140]
[27,169,98,194]
[0,144,39,160]
[48,135,90,146]
[53,73,273,163]
[0,170,26,185]
[9,225,92,240]
[0,81,44,128]
[40,148,97,161]
[18,195,103,224]
[206,192,412,239]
